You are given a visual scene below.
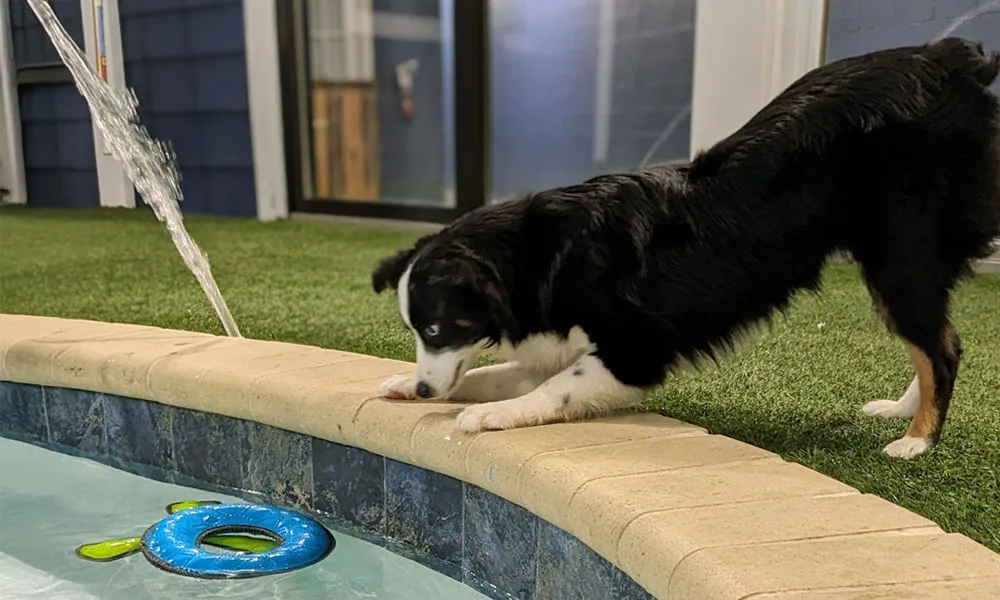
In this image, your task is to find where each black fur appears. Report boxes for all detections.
[373,39,1000,445]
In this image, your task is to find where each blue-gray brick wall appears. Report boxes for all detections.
[490,0,695,201]
[11,0,100,208]
[119,0,256,217]
[826,0,1000,95]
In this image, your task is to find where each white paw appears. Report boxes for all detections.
[883,436,932,459]
[863,399,915,419]
[455,403,525,432]
[379,374,417,400]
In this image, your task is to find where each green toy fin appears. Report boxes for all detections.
[75,537,142,562]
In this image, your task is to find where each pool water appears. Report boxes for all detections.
[0,438,487,599]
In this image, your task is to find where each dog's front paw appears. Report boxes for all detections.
[379,374,417,400]
[883,436,932,459]
[456,403,525,432]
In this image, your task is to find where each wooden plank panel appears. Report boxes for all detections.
[310,81,380,201]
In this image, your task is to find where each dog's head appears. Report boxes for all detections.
[373,240,513,399]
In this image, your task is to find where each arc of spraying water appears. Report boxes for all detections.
[25,0,241,338]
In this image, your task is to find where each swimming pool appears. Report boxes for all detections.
[0,438,487,600]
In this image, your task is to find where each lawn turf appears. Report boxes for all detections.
[1,206,998,553]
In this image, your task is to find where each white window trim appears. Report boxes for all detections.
[80,0,135,208]
[243,0,289,221]
[0,0,27,205]
[689,0,827,158]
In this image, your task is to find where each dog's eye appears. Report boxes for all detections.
[423,324,440,337]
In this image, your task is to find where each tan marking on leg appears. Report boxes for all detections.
[905,345,939,439]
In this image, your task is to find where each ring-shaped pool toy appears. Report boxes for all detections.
[141,503,335,579]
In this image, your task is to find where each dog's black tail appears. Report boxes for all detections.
[930,37,1000,87]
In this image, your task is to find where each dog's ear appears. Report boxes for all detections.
[461,260,517,336]
[373,233,437,293]
[481,278,517,334]
[372,247,416,293]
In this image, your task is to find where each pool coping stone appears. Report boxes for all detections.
[2,314,999,599]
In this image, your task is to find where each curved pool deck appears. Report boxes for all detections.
[1,314,999,599]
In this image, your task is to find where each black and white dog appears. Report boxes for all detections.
[372,38,1000,459]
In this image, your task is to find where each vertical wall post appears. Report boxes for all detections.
[80,0,134,208]
[243,0,290,221]
[0,0,27,205]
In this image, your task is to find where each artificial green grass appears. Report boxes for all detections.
[1,206,998,552]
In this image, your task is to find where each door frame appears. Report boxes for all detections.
[275,0,489,224]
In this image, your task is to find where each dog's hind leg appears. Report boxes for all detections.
[861,265,963,459]
[454,354,644,432]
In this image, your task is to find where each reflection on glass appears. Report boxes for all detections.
[302,0,455,208]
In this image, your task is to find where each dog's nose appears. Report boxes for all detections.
[415,381,434,398]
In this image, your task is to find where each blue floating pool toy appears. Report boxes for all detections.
[142,503,335,579]
[76,500,335,579]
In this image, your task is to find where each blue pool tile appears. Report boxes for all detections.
[44,388,106,455]
[463,486,537,600]
[0,382,48,443]
[104,395,174,472]
[536,521,654,600]
[385,459,463,565]
[614,571,658,600]
[242,423,313,509]
[313,439,385,531]
[171,407,245,489]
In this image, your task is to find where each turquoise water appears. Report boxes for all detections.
[0,438,486,599]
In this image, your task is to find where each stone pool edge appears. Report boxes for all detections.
[1,314,999,600]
